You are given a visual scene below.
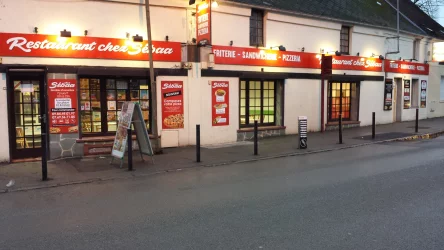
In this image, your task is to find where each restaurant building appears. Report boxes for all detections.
[0,0,442,162]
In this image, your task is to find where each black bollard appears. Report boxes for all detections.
[127,128,133,171]
[415,108,419,133]
[372,112,376,139]
[339,114,343,144]
[196,125,201,162]
[254,120,258,155]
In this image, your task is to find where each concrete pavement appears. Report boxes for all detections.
[1,117,444,192]
[2,136,444,249]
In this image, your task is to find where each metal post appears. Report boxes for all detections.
[415,108,419,133]
[196,124,201,162]
[339,114,343,144]
[145,0,161,154]
[41,120,48,181]
[254,120,258,155]
[372,112,376,139]
[127,128,133,171]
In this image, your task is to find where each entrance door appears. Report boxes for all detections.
[395,78,402,122]
[8,74,45,159]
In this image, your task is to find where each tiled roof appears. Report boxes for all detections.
[225,0,444,39]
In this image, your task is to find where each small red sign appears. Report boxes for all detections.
[0,33,182,61]
[161,81,184,129]
[196,0,211,46]
[384,60,429,75]
[211,81,229,126]
[48,79,79,134]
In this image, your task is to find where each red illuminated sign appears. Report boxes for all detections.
[212,46,383,72]
[212,45,320,69]
[332,56,382,71]
[384,60,429,75]
[0,33,182,61]
[48,79,78,134]
[196,0,211,46]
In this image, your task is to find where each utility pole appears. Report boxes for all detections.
[145,0,162,153]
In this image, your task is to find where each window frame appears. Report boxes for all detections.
[79,76,152,137]
[340,26,351,55]
[327,81,359,122]
[250,9,265,47]
[239,79,277,128]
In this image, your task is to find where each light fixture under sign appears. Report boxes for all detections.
[133,34,143,42]
[60,29,71,38]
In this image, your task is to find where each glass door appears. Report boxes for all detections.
[8,75,44,159]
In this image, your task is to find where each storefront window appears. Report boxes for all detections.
[328,82,359,122]
[80,77,150,136]
[240,80,278,127]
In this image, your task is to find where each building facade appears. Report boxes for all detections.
[0,0,442,162]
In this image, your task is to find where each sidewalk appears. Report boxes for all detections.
[2,117,444,193]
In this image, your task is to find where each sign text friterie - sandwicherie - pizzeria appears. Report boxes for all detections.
[212,45,383,71]
[0,33,182,61]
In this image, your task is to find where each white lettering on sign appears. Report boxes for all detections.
[49,82,76,89]
[162,83,183,89]
[213,82,229,88]
[332,58,382,69]
[365,59,382,68]
[390,62,399,69]
[417,66,425,71]
[242,51,277,60]
[6,36,174,57]
[282,54,301,62]
[213,49,236,58]
[401,64,415,70]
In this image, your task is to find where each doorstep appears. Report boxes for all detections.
[325,121,360,131]
[76,135,159,156]
[237,126,286,141]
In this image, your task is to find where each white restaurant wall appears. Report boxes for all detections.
[156,76,190,147]
[427,64,444,118]
[351,27,386,57]
[193,77,239,145]
[0,73,9,162]
[359,81,393,126]
[212,7,251,47]
[284,79,321,134]
[266,13,340,53]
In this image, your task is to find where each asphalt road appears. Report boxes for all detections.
[2,138,444,250]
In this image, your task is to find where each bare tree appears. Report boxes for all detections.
[411,0,444,18]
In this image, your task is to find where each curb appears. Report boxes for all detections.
[2,130,444,194]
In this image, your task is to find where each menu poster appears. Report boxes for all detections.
[420,80,427,108]
[161,81,184,129]
[384,79,393,111]
[403,80,411,109]
[48,79,79,134]
[211,81,229,126]
[111,102,135,159]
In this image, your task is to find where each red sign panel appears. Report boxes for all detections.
[211,81,229,126]
[384,60,429,75]
[212,45,320,69]
[48,79,78,134]
[196,0,211,46]
[161,81,184,129]
[0,33,182,61]
[212,46,383,72]
[332,56,382,71]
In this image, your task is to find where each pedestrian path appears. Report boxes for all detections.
[1,117,444,193]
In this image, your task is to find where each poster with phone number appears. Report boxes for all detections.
[420,80,427,108]
[48,79,79,134]
[212,81,229,126]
